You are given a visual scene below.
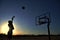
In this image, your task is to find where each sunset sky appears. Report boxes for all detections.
[0,0,60,35]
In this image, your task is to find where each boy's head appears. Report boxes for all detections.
[8,20,12,24]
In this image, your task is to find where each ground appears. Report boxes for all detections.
[0,34,60,40]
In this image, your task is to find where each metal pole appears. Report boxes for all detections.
[47,18,51,40]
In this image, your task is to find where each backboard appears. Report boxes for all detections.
[35,12,51,25]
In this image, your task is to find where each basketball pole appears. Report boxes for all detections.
[47,18,51,40]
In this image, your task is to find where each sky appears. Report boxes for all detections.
[0,0,60,35]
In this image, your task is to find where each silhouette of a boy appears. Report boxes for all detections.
[8,16,15,39]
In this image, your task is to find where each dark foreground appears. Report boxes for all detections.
[0,34,60,40]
